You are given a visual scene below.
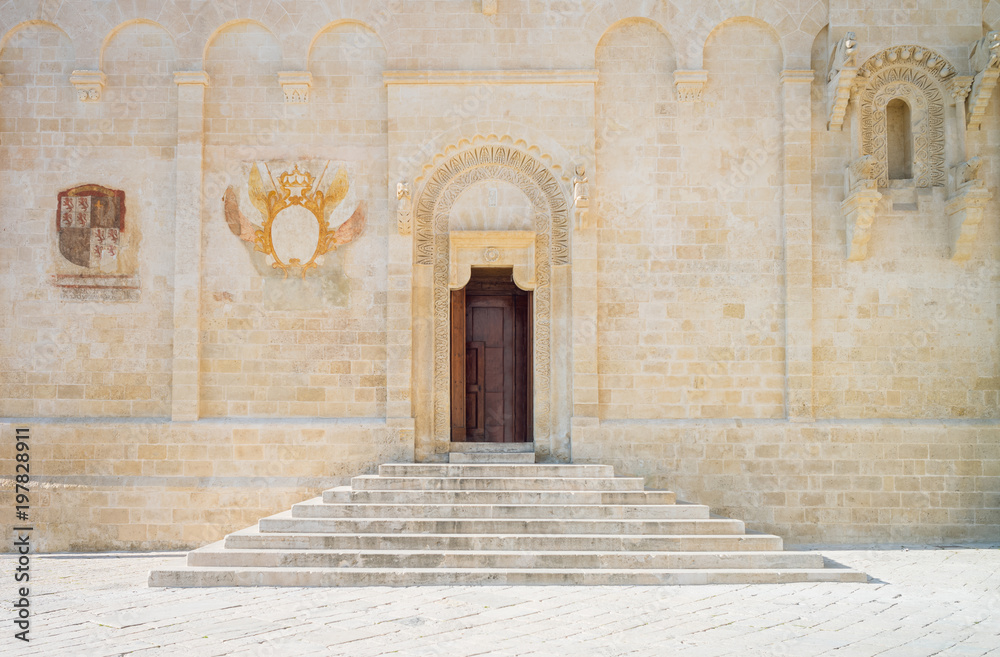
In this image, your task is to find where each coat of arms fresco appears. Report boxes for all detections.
[54,184,139,302]
[223,162,366,280]
[57,185,125,268]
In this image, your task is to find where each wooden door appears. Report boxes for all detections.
[451,271,531,442]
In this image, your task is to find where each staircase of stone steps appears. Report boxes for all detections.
[148,462,867,586]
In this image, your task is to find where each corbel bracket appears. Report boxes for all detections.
[827,32,858,130]
[967,32,999,129]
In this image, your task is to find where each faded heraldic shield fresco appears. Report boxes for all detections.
[56,185,125,268]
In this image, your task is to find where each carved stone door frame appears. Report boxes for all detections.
[411,143,571,463]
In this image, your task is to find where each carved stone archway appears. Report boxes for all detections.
[413,143,571,463]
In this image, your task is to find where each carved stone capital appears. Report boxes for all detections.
[674,70,708,102]
[950,75,974,101]
[842,185,882,261]
[173,71,210,86]
[70,70,106,102]
[278,71,312,104]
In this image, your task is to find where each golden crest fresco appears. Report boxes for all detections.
[224,162,366,279]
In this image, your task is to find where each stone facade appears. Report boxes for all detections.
[1,0,998,551]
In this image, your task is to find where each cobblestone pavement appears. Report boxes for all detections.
[2,546,999,657]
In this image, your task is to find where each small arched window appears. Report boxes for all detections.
[886,98,913,180]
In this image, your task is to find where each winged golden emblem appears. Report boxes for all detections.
[223,162,367,278]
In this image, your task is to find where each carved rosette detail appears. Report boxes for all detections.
[860,67,946,188]
[70,70,106,102]
[414,143,570,455]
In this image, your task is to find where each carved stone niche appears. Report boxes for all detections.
[834,42,961,260]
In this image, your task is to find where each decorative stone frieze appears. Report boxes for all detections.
[396,182,412,235]
[278,71,312,104]
[70,70,106,102]
[947,157,993,261]
[673,70,707,102]
[842,155,881,261]
[827,32,858,130]
[967,32,999,129]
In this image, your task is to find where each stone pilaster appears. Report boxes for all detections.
[780,70,814,421]
[170,71,209,422]
[571,187,599,441]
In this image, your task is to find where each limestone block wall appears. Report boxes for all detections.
[0,421,409,551]
[0,0,997,549]
[574,421,999,545]
[199,22,389,419]
[0,23,176,418]
[596,18,787,420]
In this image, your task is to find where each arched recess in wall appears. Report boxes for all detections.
[307,20,388,151]
[593,17,675,422]
[594,18,675,227]
[101,21,177,108]
[203,20,284,142]
[0,22,76,121]
[855,45,953,188]
[702,17,783,190]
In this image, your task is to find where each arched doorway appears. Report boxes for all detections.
[410,141,572,463]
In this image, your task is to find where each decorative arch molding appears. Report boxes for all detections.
[413,132,569,188]
[306,19,388,69]
[0,20,73,55]
[413,141,572,462]
[201,19,282,67]
[99,19,176,70]
[583,1,679,61]
[856,46,955,188]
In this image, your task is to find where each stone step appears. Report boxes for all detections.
[147,460,866,588]
[224,528,784,552]
[351,475,645,491]
[449,442,534,453]
[322,486,677,505]
[449,452,535,463]
[257,511,744,535]
[378,463,613,478]
[186,545,825,570]
[149,565,867,587]
[291,499,709,520]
